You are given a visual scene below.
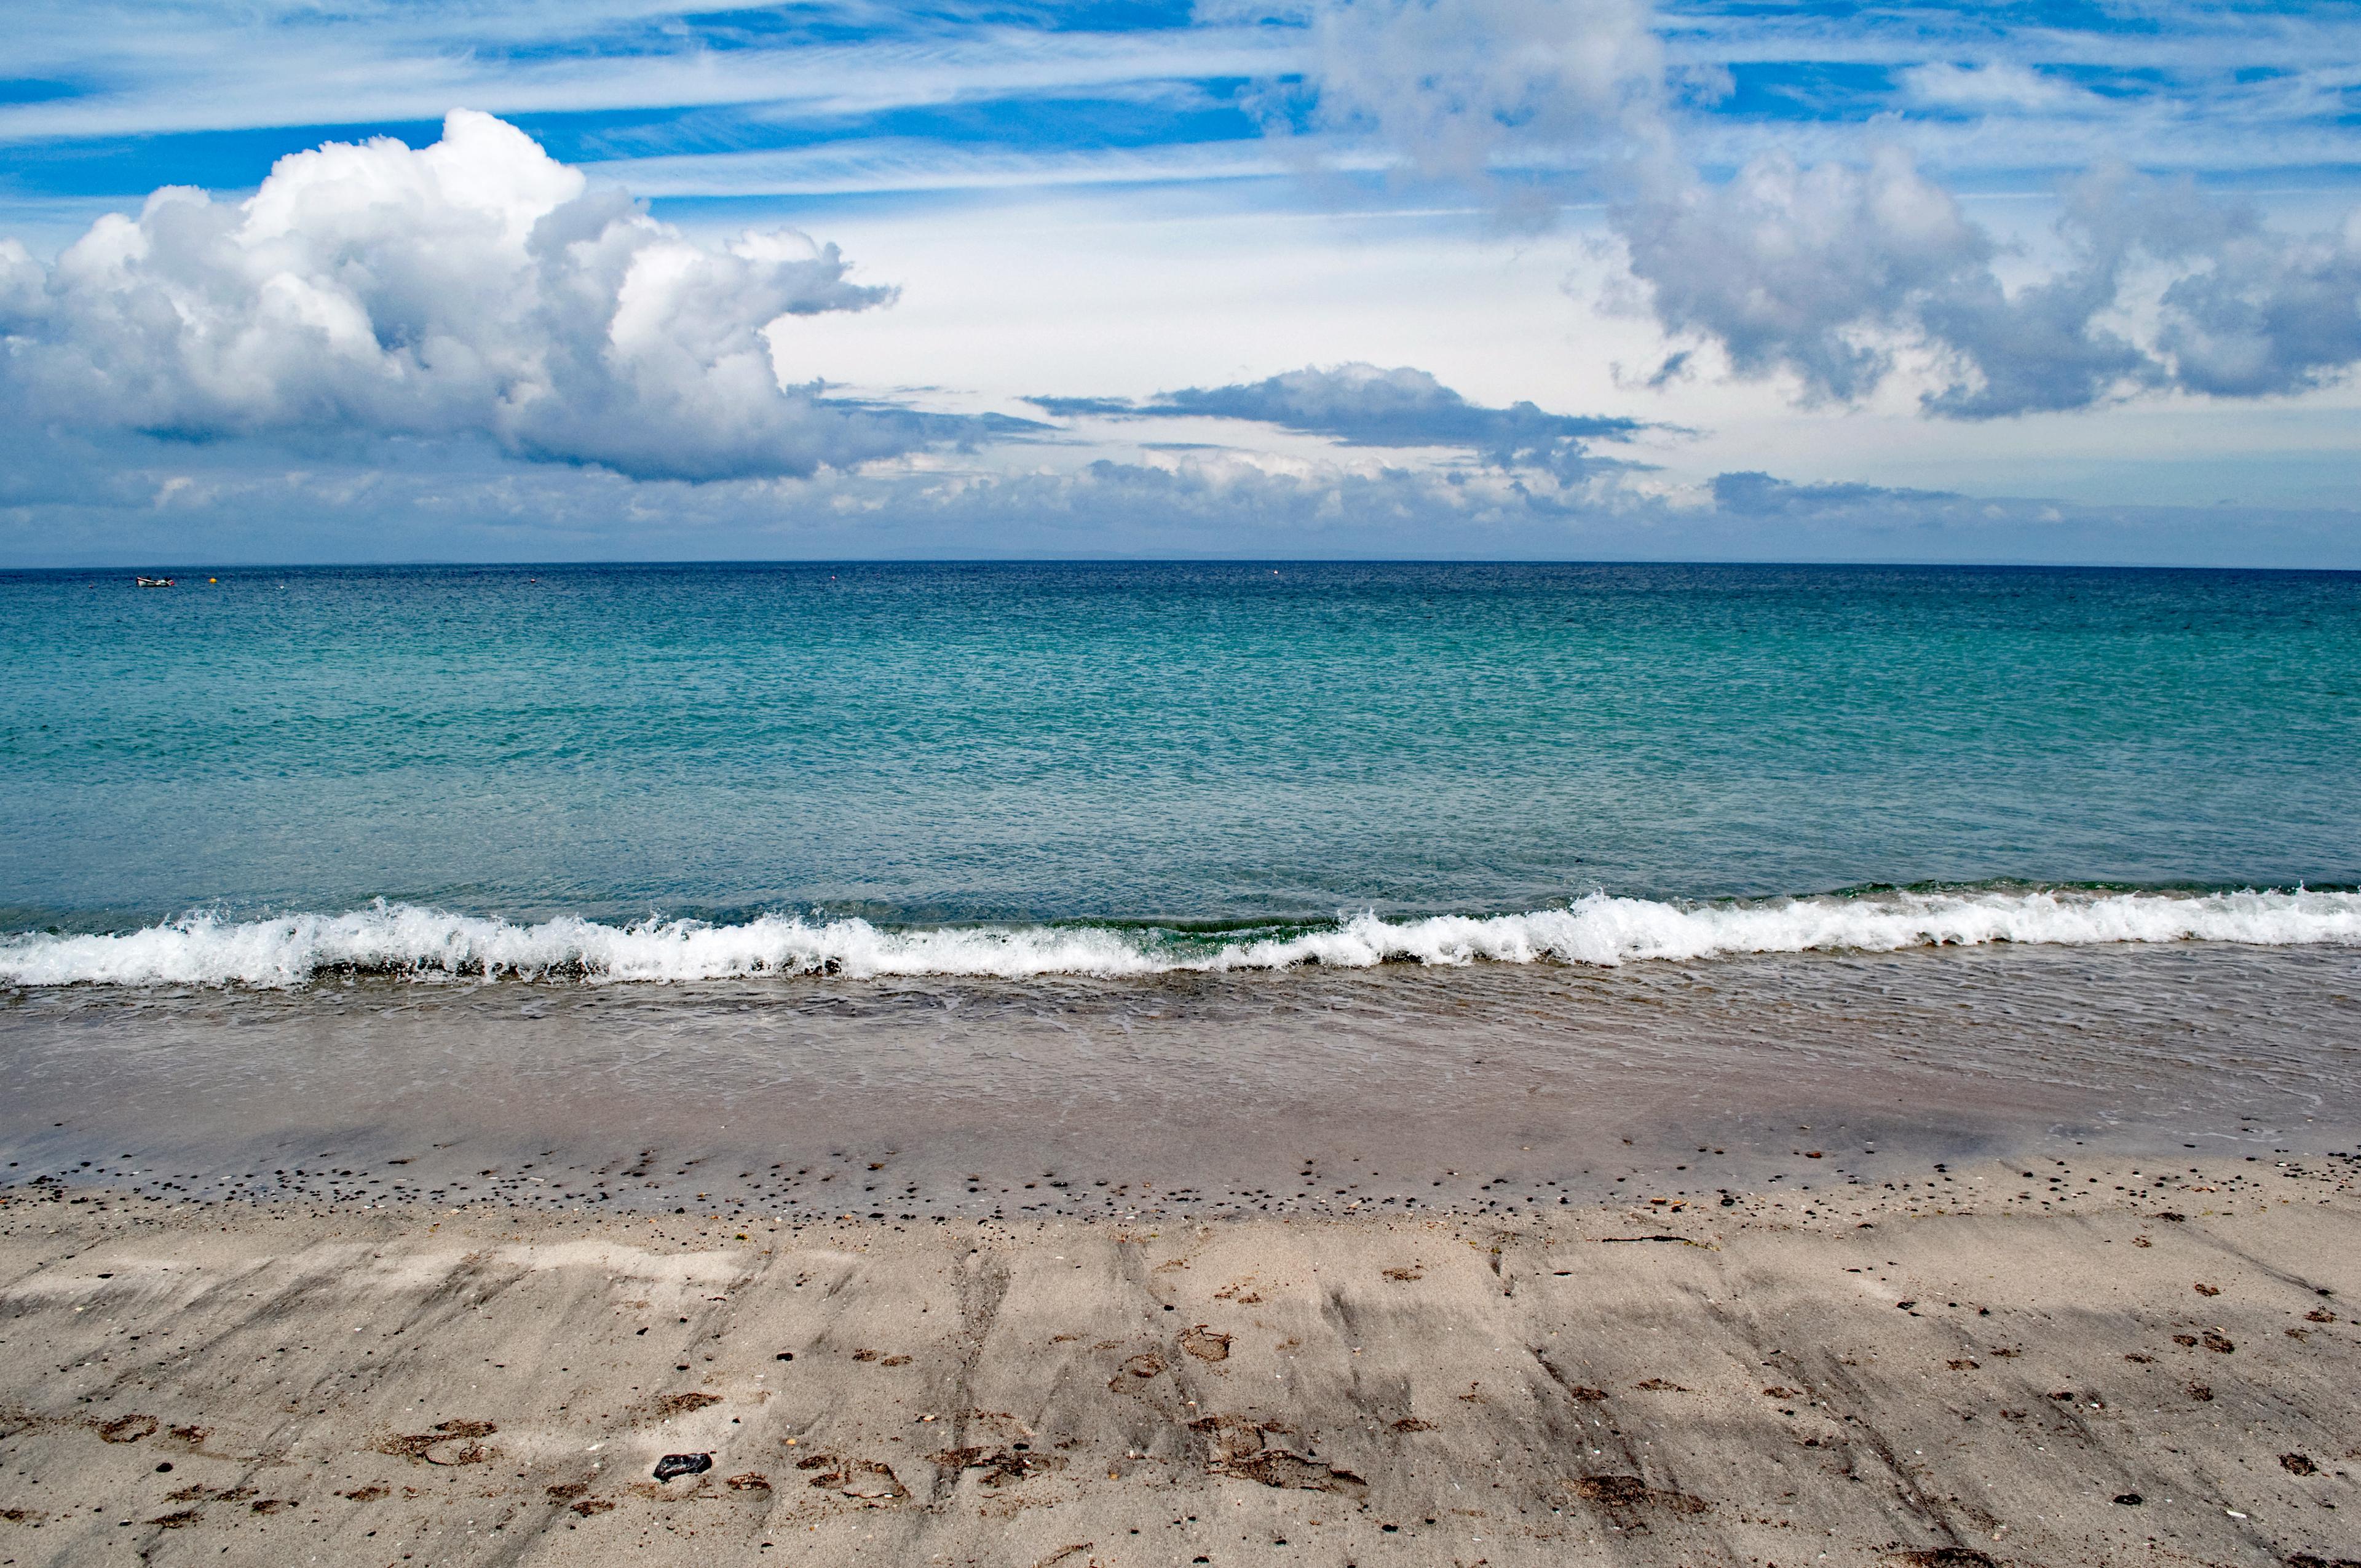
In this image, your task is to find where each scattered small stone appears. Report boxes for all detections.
[653,1453,713,1483]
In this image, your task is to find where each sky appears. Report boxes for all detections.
[1,0,2359,566]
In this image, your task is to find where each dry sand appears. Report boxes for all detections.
[1,1155,2356,1568]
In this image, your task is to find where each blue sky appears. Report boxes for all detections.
[2,0,2359,564]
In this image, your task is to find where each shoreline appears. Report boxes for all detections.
[9,943,2359,1232]
[4,1157,2357,1566]
[8,885,2361,990]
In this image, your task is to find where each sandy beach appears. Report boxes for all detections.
[3,1152,2355,1567]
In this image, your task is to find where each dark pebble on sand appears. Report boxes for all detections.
[2114,1493,2142,1506]
[654,1454,713,1482]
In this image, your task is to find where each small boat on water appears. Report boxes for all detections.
[135,576,175,588]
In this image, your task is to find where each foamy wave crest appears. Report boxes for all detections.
[4,887,2359,989]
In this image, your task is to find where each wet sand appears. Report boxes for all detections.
[5,944,2359,1221]
[3,1154,2358,1567]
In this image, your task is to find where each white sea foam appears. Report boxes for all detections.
[3,888,2358,989]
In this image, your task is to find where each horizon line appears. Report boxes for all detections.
[4,557,2358,577]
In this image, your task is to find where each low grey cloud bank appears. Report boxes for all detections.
[1030,363,1644,476]
[11,432,2354,570]
[0,111,959,482]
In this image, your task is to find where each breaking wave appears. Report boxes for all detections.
[4,886,2359,989]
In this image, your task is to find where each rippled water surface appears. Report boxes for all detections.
[5,562,2357,941]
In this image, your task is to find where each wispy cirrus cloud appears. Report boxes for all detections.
[7,0,2357,188]
[0,7,1295,145]
[583,138,1314,199]
[1658,3,2361,74]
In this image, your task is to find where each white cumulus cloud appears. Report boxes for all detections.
[1252,0,2361,418]
[0,109,945,481]
[1623,156,2361,416]
[1618,148,1994,403]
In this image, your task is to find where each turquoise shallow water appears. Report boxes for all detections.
[1,561,2357,977]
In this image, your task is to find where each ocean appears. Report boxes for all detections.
[2,561,2357,1212]
[5,560,2360,968]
